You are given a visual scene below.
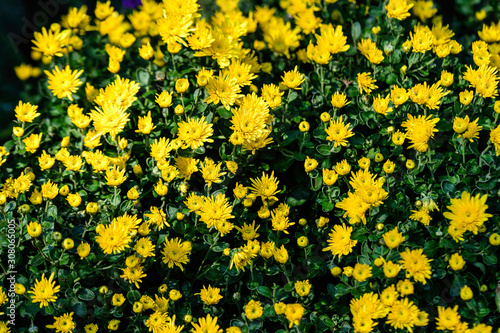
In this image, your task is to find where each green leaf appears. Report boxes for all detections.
[441,181,456,195]
[351,21,361,41]
[321,201,334,212]
[127,290,141,302]
[483,253,498,266]
[247,281,259,290]
[136,69,150,86]
[316,144,332,156]
[30,254,44,267]
[78,288,95,301]
[72,301,87,317]
[3,201,16,213]
[286,187,310,206]
[257,286,273,299]
[217,107,232,119]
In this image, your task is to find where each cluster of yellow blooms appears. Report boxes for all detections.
[2,0,500,332]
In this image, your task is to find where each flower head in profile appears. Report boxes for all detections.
[281,66,305,90]
[44,65,84,101]
[357,72,378,94]
[230,246,256,271]
[357,39,384,64]
[385,0,414,20]
[28,272,61,308]
[15,101,40,123]
[331,91,351,108]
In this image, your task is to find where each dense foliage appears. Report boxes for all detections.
[2,0,500,332]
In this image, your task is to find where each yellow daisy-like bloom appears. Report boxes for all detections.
[436,305,461,331]
[386,298,419,332]
[27,221,42,238]
[373,94,393,115]
[197,194,234,233]
[294,280,312,297]
[105,165,127,186]
[443,191,492,235]
[161,237,192,271]
[191,314,223,333]
[95,220,132,254]
[41,179,58,200]
[331,91,351,108]
[134,237,156,258]
[195,285,223,305]
[399,248,432,284]
[385,0,414,20]
[459,117,482,142]
[322,223,358,258]
[245,299,263,320]
[350,292,386,320]
[285,303,305,328]
[401,113,440,152]
[204,74,242,110]
[15,101,40,123]
[177,116,214,150]
[352,263,372,282]
[23,133,43,154]
[490,124,500,156]
[44,65,84,101]
[136,111,156,134]
[234,221,260,240]
[120,264,147,289]
[322,168,338,185]
[335,191,370,224]
[155,91,173,108]
[249,171,280,203]
[28,272,61,308]
[32,27,70,57]
[200,157,226,187]
[281,66,305,90]
[315,24,350,54]
[357,72,378,94]
[230,246,256,271]
[46,312,75,333]
[357,38,385,64]
[77,243,90,259]
[382,227,405,249]
[325,115,355,148]
[145,311,169,333]
[91,102,130,139]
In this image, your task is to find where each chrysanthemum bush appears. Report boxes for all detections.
[2,0,500,332]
